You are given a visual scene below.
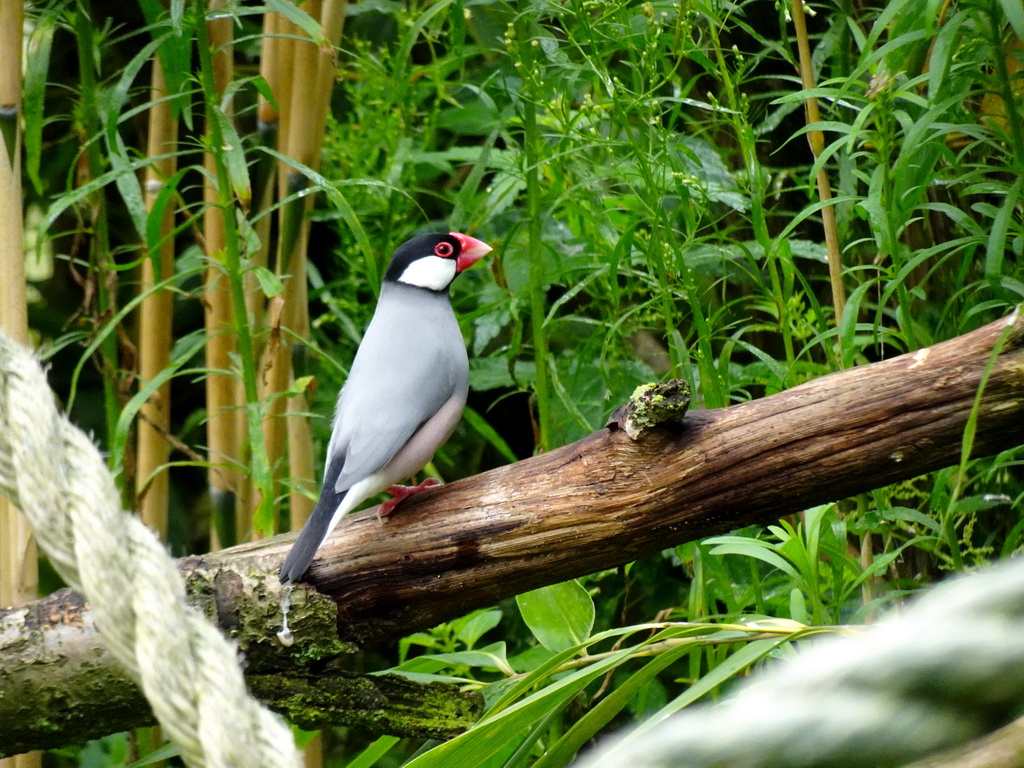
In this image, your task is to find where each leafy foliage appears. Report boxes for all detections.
[18,0,1024,765]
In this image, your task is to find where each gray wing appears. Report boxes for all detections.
[327,287,468,493]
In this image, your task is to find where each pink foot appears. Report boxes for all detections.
[379,478,442,518]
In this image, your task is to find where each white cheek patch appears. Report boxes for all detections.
[397,256,457,291]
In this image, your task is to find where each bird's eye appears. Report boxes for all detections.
[434,242,454,258]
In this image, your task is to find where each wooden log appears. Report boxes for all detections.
[243,306,1024,644]
[2,308,1023,754]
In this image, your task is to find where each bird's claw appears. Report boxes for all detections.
[378,477,443,518]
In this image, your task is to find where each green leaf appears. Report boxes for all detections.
[214,107,252,207]
[626,636,791,739]
[344,736,399,768]
[249,73,279,114]
[405,637,643,768]
[469,357,536,392]
[138,0,192,119]
[462,406,517,463]
[288,375,315,398]
[258,146,379,290]
[517,580,595,653]
[109,131,149,240]
[23,7,56,195]
[532,637,697,768]
[789,588,809,624]
[391,642,515,677]
[457,608,505,648]
[838,278,877,369]
[264,0,326,44]
[253,265,285,298]
[882,506,943,535]
[706,537,802,582]
[111,329,209,481]
[64,265,204,412]
[126,742,181,768]
[985,176,1021,277]
[145,166,189,256]
[43,158,151,237]
[998,0,1024,43]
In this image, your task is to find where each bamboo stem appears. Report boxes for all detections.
[258,0,323,539]
[196,0,274,543]
[261,0,348,534]
[202,0,242,548]
[0,1,39,765]
[137,57,179,537]
[289,0,346,532]
[791,0,846,345]
[0,0,32,612]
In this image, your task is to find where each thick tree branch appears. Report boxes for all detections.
[276,307,1024,643]
[2,309,1023,755]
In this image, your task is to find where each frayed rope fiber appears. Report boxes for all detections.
[0,332,301,768]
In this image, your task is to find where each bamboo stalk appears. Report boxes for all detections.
[0,0,31,604]
[274,15,297,198]
[203,0,242,548]
[287,0,346,531]
[196,0,275,546]
[232,11,286,542]
[791,0,846,345]
[136,57,179,537]
[259,0,348,536]
[259,11,282,132]
[257,0,322,540]
[287,391,316,530]
[0,1,39,766]
[311,0,347,156]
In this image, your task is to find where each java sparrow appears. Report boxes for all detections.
[279,232,492,584]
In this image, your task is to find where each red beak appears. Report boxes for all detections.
[450,232,493,273]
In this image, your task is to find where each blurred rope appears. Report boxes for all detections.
[579,556,1024,768]
[0,332,301,768]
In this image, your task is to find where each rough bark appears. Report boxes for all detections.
[1,309,1023,756]
[0,585,482,755]
[284,307,1024,644]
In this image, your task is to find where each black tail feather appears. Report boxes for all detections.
[279,467,346,583]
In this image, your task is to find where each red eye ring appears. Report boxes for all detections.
[434,242,454,258]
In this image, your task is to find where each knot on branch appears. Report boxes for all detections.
[608,379,691,439]
[0,332,300,768]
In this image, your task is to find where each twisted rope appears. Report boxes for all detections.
[0,333,301,768]
[580,556,1024,768]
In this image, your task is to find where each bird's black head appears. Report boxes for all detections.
[384,232,492,291]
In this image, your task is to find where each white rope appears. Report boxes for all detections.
[0,332,301,768]
[579,556,1024,768]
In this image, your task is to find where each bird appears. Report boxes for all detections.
[278,231,492,584]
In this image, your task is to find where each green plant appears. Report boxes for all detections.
[15,0,1024,764]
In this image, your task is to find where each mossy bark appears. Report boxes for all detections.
[0,566,482,757]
